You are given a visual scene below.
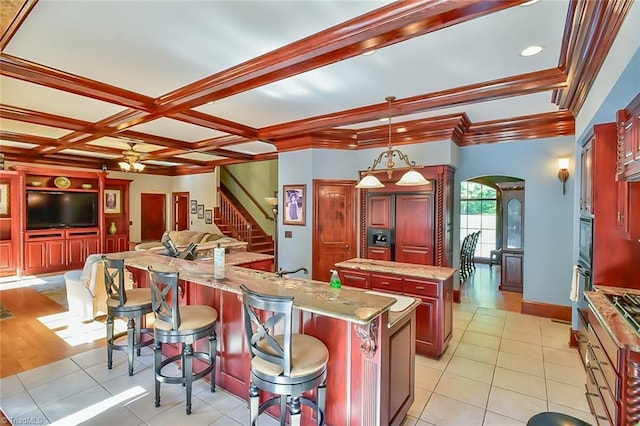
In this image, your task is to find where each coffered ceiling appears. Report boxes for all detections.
[0,0,633,175]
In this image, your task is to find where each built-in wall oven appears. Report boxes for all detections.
[575,216,594,328]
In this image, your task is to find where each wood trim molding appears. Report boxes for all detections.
[521,300,572,323]
[553,0,634,115]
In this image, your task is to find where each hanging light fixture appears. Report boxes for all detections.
[356,96,429,189]
[118,142,146,173]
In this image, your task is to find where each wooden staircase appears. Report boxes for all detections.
[215,185,274,255]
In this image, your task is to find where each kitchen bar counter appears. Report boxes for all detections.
[108,250,418,425]
[335,258,455,359]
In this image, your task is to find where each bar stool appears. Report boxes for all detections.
[241,284,328,426]
[147,267,218,415]
[103,256,153,376]
[527,412,592,425]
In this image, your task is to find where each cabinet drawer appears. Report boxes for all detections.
[587,326,619,400]
[585,367,615,425]
[589,308,620,375]
[586,345,618,420]
[404,278,439,298]
[340,270,369,289]
[370,273,403,293]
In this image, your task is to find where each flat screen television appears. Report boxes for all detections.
[27,191,98,230]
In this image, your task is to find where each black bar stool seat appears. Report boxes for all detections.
[527,412,592,426]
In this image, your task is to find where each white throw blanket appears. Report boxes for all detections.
[569,264,579,302]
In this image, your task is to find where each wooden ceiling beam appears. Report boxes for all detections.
[261,68,567,139]
[552,0,634,114]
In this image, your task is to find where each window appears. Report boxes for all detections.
[460,181,497,259]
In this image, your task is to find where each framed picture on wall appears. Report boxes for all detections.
[190,200,197,214]
[104,189,121,214]
[205,209,212,224]
[283,184,305,226]
[197,204,205,219]
[0,183,9,217]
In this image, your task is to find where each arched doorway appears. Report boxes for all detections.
[459,176,524,312]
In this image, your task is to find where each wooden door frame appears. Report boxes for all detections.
[172,191,190,231]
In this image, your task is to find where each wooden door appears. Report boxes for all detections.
[312,180,356,282]
[172,192,189,231]
[141,193,166,242]
[395,194,434,264]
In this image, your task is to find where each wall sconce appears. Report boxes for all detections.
[558,157,570,195]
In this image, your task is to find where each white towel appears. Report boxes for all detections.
[569,264,579,302]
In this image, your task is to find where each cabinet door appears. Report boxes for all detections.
[500,250,523,293]
[46,240,66,269]
[339,269,369,289]
[24,241,46,271]
[367,195,391,228]
[85,236,100,256]
[367,247,390,261]
[581,139,594,214]
[414,297,437,356]
[0,241,14,274]
[67,238,85,266]
[395,194,434,265]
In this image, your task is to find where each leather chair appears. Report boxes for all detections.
[147,267,218,415]
[241,284,328,426]
[103,256,153,376]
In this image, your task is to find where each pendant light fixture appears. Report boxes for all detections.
[356,96,429,189]
[118,142,146,173]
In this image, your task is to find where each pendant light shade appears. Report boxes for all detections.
[396,169,430,186]
[355,174,384,189]
[355,96,429,189]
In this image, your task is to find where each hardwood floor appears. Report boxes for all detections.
[459,262,523,313]
[0,286,105,379]
[0,263,517,380]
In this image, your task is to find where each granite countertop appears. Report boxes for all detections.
[586,285,640,351]
[335,258,457,281]
[108,251,415,325]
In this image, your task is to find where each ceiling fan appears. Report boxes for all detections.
[119,142,146,173]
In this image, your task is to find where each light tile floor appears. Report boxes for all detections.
[0,302,595,425]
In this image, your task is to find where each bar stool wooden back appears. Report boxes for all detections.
[148,267,218,415]
[241,284,328,426]
[103,256,153,376]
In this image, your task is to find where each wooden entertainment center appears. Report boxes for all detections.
[0,166,131,276]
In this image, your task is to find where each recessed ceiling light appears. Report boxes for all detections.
[362,50,377,56]
[520,0,540,5]
[520,45,544,57]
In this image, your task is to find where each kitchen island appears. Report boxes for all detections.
[108,250,420,426]
[335,258,456,359]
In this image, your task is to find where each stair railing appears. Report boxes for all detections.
[217,189,254,249]
[221,166,273,221]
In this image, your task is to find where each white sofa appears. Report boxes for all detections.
[64,254,134,320]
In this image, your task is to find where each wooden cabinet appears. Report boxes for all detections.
[105,235,129,253]
[367,195,391,228]
[340,269,369,289]
[367,247,391,261]
[67,230,101,268]
[104,178,132,253]
[584,304,640,426]
[616,93,640,181]
[0,171,19,276]
[499,250,523,293]
[586,124,640,286]
[24,232,66,274]
[337,265,453,359]
[361,165,454,268]
[581,138,594,215]
[395,194,434,265]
